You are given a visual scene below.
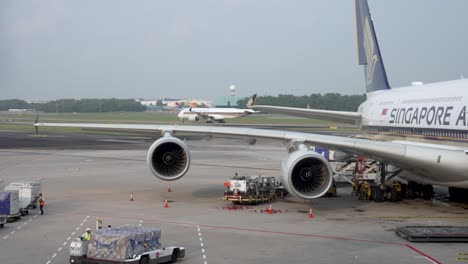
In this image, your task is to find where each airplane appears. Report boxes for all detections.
[35,0,468,202]
[177,97,257,123]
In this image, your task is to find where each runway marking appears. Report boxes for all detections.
[1,214,41,240]
[45,216,88,264]
[197,225,208,264]
[139,220,143,227]
[44,210,443,264]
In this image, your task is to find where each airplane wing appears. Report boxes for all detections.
[34,122,468,187]
[252,105,361,124]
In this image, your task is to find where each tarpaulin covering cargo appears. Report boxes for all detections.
[87,225,161,262]
[0,190,20,216]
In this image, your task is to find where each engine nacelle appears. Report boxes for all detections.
[188,115,200,122]
[146,136,190,181]
[281,150,333,199]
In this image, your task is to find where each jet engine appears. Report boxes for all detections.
[280,150,333,199]
[146,136,190,181]
[188,115,200,122]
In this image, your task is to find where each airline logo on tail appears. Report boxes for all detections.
[364,17,378,85]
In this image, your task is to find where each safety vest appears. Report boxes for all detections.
[83,232,91,241]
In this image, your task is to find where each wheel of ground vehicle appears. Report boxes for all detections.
[171,248,180,263]
[372,186,384,202]
[0,223,3,228]
[390,187,400,202]
[231,201,240,204]
[139,255,149,264]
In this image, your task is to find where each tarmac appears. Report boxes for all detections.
[0,131,467,264]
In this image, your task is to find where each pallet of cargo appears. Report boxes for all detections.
[70,224,185,264]
[396,226,468,242]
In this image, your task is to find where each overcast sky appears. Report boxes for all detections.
[2,0,467,100]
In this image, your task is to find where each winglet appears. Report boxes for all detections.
[355,0,390,92]
[246,94,257,109]
[34,114,39,135]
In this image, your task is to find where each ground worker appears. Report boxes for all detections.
[82,228,92,241]
[38,193,45,215]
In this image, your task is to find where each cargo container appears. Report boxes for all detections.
[0,190,21,221]
[5,181,42,215]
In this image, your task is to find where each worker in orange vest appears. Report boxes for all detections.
[38,193,45,215]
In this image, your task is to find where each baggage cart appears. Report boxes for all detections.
[69,224,185,264]
[0,190,21,222]
[5,181,42,215]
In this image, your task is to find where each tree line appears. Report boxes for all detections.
[0,99,146,113]
[238,93,366,111]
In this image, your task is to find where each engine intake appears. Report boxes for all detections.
[188,115,200,122]
[281,150,333,199]
[147,136,190,181]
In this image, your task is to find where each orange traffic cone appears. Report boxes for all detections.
[168,185,172,193]
[308,209,313,219]
[164,200,169,208]
[130,193,134,202]
[268,204,273,214]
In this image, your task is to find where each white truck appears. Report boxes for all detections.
[4,181,42,216]
[69,225,185,264]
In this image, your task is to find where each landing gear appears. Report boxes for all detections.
[449,187,468,203]
[407,181,433,200]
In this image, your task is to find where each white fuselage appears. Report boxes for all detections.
[358,79,468,148]
[178,108,253,122]
[355,79,468,187]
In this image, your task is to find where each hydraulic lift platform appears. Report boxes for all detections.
[396,226,468,242]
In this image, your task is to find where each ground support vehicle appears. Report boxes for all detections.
[5,181,42,216]
[0,190,21,222]
[223,175,276,204]
[69,225,184,264]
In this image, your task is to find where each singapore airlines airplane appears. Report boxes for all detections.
[35,0,468,201]
[177,98,257,123]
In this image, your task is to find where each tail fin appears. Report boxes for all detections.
[355,0,390,92]
[246,94,257,109]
